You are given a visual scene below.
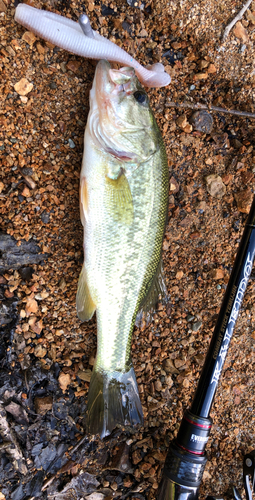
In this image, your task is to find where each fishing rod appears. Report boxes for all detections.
[157,195,255,500]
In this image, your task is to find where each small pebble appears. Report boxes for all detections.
[176,114,187,129]
[176,270,183,279]
[58,372,71,392]
[211,268,224,280]
[68,139,75,148]
[78,369,92,382]
[22,31,36,46]
[192,320,202,332]
[232,138,243,149]
[21,186,30,198]
[25,297,38,314]
[174,358,186,368]
[34,396,53,415]
[205,174,226,199]
[14,78,33,96]
[169,176,179,193]
[194,72,208,80]
[34,345,47,358]
[207,63,217,73]
[233,21,248,42]
[66,60,81,73]
[187,314,195,322]
[234,189,253,214]
[247,10,255,24]
[155,379,162,391]
[0,0,7,12]
[183,378,190,388]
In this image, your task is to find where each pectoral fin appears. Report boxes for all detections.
[80,177,89,226]
[105,172,133,225]
[76,264,96,321]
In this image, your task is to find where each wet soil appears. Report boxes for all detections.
[1,0,255,499]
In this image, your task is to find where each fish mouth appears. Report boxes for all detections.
[95,59,137,100]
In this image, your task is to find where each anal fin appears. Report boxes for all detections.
[76,264,96,321]
[136,258,169,327]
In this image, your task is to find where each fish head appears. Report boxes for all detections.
[89,60,159,164]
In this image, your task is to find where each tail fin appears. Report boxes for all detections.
[86,367,143,438]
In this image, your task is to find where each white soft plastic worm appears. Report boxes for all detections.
[14,4,171,88]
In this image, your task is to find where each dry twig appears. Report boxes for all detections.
[165,100,255,119]
[222,0,253,42]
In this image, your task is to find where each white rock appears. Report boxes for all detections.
[85,494,105,500]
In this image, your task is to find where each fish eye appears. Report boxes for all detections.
[133,91,147,105]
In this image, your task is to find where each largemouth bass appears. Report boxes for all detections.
[76,60,169,438]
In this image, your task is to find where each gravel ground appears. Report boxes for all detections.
[1,0,255,499]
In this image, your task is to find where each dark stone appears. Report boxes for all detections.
[0,295,18,328]
[41,211,50,224]
[25,470,45,497]
[162,49,184,66]
[50,416,57,429]
[101,4,116,15]
[21,167,33,176]
[11,484,25,500]
[52,471,99,498]
[0,280,18,366]
[190,110,214,134]
[122,21,132,33]
[53,400,68,420]
[31,442,44,456]
[19,266,34,281]
[5,401,29,425]
[39,443,57,471]
[109,442,133,473]
[0,233,48,273]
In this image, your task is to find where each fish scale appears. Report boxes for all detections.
[76,60,169,437]
[90,152,167,369]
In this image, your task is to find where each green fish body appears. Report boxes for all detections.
[76,60,169,438]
